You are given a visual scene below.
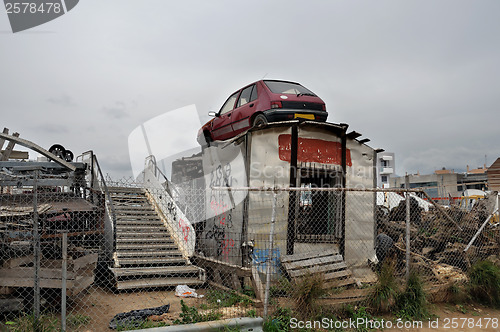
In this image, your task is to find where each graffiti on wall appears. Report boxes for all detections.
[204,163,237,261]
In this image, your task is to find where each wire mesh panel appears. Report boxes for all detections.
[1,172,499,331]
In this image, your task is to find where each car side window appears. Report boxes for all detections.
[249,84,258,102]
[219,92,239,115]
[237,85,254,108]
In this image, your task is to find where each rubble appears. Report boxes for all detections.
[377,192,500,280]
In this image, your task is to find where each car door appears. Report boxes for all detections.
[231,84,259,135]
[211,91,239,140]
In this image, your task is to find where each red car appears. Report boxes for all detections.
[197,80,328,145]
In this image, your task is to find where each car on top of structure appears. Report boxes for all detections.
[197,80,328,145]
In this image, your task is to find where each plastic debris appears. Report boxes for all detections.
[109,303,170,329]
[175,284,204,298]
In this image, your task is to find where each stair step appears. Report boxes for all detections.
[116,221,163,227]
[117,250,182,257]
[110,265,202,277]
[116,215,161,220]
[117,234,172,240]
[115,208,155,213]
[115,209,157,216]
[116,257,186,266]
[117,223,165,228]
[116,229,169,235]
[115,277,204,290]
[108,187,144,193]
[116,243,177,250]
[117,237,174,244]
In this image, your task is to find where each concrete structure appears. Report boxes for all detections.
[392,166,489,201]
[487,158,500,191]
[376,152,395,188]
[172,121,378,279]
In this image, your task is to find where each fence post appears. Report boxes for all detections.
[405,175,410,281]
[61,231,68,332]
[32,170,41,326]
[263,191,277,320]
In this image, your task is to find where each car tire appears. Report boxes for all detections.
[253,114,268,128]
[64,150,74,162]
[48,144,66,160]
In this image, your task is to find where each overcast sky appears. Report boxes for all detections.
[1,0,499,179]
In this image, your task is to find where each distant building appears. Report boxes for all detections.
[376,152,395,188]
[391,165,489,202]
[487,158,500,191]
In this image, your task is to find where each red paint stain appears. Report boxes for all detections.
[278,135,352,166]
[179,218,190,242]
[210,201,228,226]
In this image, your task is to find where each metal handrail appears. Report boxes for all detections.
[144,155,181,198]
[92,154,117,252]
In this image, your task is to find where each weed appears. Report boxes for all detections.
[263,306,292,332]
[66,314,91,330]
[5,314,59,332]
[455,304,467,314]
[396,272,430,320]
[240,285,256,298]
[206,289,252,307]
[173,300,222,325]
[116,319,169,331]
[246,309,256,318]
[217,326,241,332]
[445,283,468,304]
[367,260,398,313]
[291,272,327,316]
[341,305,379,332]
[467,260,500,307]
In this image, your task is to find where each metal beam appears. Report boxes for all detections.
[0,132,76,171]
[0,150,29,159]
[1,132,19,161]
[347,131,362,139]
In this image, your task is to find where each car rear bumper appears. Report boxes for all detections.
[263,109,328,122]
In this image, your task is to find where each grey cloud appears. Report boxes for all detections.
[1,0,500,180]
[103,102,129,119]
[47,94,76,107]
[32,124,69,134]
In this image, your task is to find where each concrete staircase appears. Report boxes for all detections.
[108,187,205,290]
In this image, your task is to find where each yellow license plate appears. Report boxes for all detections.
[294,113,315,120]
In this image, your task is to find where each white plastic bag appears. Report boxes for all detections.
[175,285,204,298]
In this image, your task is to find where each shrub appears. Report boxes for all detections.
[368,260,398,313]
[263,306,292,332]
[396,272,430,320]
[291,272,327,316]
[173,300,222,325]
[468,260,500,307]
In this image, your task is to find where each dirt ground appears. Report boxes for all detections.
[66,285,500,332]
[379,303,500,332]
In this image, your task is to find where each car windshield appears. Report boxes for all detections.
[264,81,316,96]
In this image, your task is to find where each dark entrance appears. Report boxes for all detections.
[296,168,342,243]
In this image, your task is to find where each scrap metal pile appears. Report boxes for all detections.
[377,192,500,283]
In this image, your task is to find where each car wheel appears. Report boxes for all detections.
[48,144,66,160]
[64,150,74,162]
[253,114,268,128]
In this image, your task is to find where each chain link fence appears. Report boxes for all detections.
[1,169,499,330]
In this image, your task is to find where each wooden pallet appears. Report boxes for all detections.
[0,253,98,296]
[281,249,356,288]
